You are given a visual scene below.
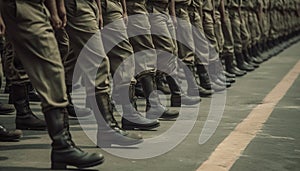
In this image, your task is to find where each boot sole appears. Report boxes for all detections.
[16,125,47,131]
[52,158,105,170]
[122,122,160,130]
[0,136,21,142]
[97,139,144,148]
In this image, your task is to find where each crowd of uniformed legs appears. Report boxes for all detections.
[0,0,299,169]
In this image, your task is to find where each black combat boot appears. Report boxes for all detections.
[87,93,143,147]
[243,48,259,68]
[27,83,41,102]
[118,84,160,130]
[10,84,46,130]
[4,78,11,94]
[224,54,247,77]
[166,75,201,107]
[253,43,264,63]
[178,64,213,96]
[196,64,225,92]
[134,81,145,98]
[0,125,22,142]
[208,61,232,88]
[44,108,104,170]
[66,85,92,118]
[138,74,179,120]
[235,52,255,72]
[0,102,15,114]
[155,71,171,94]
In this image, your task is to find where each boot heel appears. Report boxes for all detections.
[51,162,67,170]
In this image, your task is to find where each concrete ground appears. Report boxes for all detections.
[0,40,300,171]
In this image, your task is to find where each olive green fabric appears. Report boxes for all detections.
[2,42,30,85]
[147,2,178,74]
[261,0,270,44]
[64,0,111,96]
[239,9,250,50]
[220,3,235,57]
[1,0,68,112]
[214,10,224,54]
[228,7,243,53]
[189,5,210,65]
[202,0,220,62]
[175,3,195,65]
[126,0,157,78]
[101,0,134,90]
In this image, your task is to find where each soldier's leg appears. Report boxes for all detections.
[126,0,179,120]
[0,38,15,115]
[239,10,258,68]
[64,0,143,146]
[101,0,159,130]
[3,42,46,130]
[214,11,225,56]
[55,28,92,118]
[202,10,231,88]
[246,12,262,66]
[148,3,202,105]
[221,9,246,77]
[229,9,254,72]
[1,1,104,169]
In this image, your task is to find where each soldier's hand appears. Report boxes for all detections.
[50,14,62,29]
[99,14,103,30]
[123,12,128,26]
[57,4,67,28]
[171,16,177,29]
[0,15,5,36]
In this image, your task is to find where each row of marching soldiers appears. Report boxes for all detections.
[0,0,299,170]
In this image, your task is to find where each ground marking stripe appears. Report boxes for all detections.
[197,60,300,171]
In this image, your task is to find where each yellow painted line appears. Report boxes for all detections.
[197,60,300,171]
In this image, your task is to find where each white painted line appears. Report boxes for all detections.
[197,60,300,171]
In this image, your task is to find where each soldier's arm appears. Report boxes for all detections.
[95,0,103,29]
[121,0,128,25]
[45,0,62,29]
[169,0,177,28]
[0,13,5,36]
[56,0,67,28]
